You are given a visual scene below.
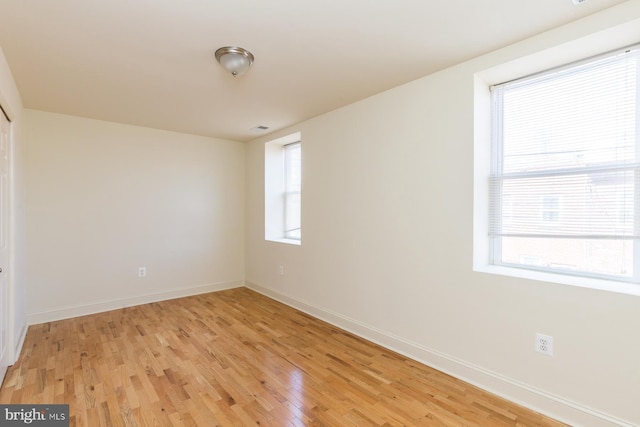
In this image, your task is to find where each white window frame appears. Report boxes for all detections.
[473,34,640,297]
[265,132,301,245]
[283,142,301,241]
[488,45,640,284]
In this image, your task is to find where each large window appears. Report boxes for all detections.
[490,46,640,282]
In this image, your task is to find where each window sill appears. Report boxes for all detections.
[266,238,301,246]
[475,264,640,297]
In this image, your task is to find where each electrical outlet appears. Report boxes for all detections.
[138,267,147,277]
[278,265,285,276]
[535,333,553,356]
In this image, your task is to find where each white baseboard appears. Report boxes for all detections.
[245,280,635,427]
[27,281,244,325]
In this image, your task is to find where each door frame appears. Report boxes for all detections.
[0,100,14,386]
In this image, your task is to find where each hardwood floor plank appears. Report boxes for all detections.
[1,288,566,426]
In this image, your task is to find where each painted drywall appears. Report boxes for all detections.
[245,3,640,426]
[0,46,27,365]
[24,110,245,322]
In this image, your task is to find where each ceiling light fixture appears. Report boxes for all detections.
[214,46,254,77]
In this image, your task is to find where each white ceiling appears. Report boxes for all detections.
[0,0,629,141]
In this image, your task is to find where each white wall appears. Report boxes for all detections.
[25,110,245,322]
[0,46,27,366]
[245,3,640,426]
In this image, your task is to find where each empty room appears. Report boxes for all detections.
[0,1,639,426]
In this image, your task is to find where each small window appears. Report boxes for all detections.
[265,133,302,244]
[284,142,301,240]
[540,195,561,224]
[490,45,640,282]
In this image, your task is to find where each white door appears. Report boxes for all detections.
[0,111,9,383]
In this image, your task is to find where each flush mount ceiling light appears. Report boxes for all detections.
[214,46,254,77]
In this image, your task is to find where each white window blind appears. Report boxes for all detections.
[490,46,640,280]
[284,142,301,240]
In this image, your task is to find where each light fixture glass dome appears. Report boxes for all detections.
[214,46,254,77]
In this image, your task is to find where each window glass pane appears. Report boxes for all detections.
[285,192,301,239]
[502,54,637,174]
[494,169,636,237]
[491,46,639,281]
[500,236,633,279]
[284,142,301,240]
[285,143,301,192]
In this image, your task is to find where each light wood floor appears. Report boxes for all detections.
[0,287,566,426]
